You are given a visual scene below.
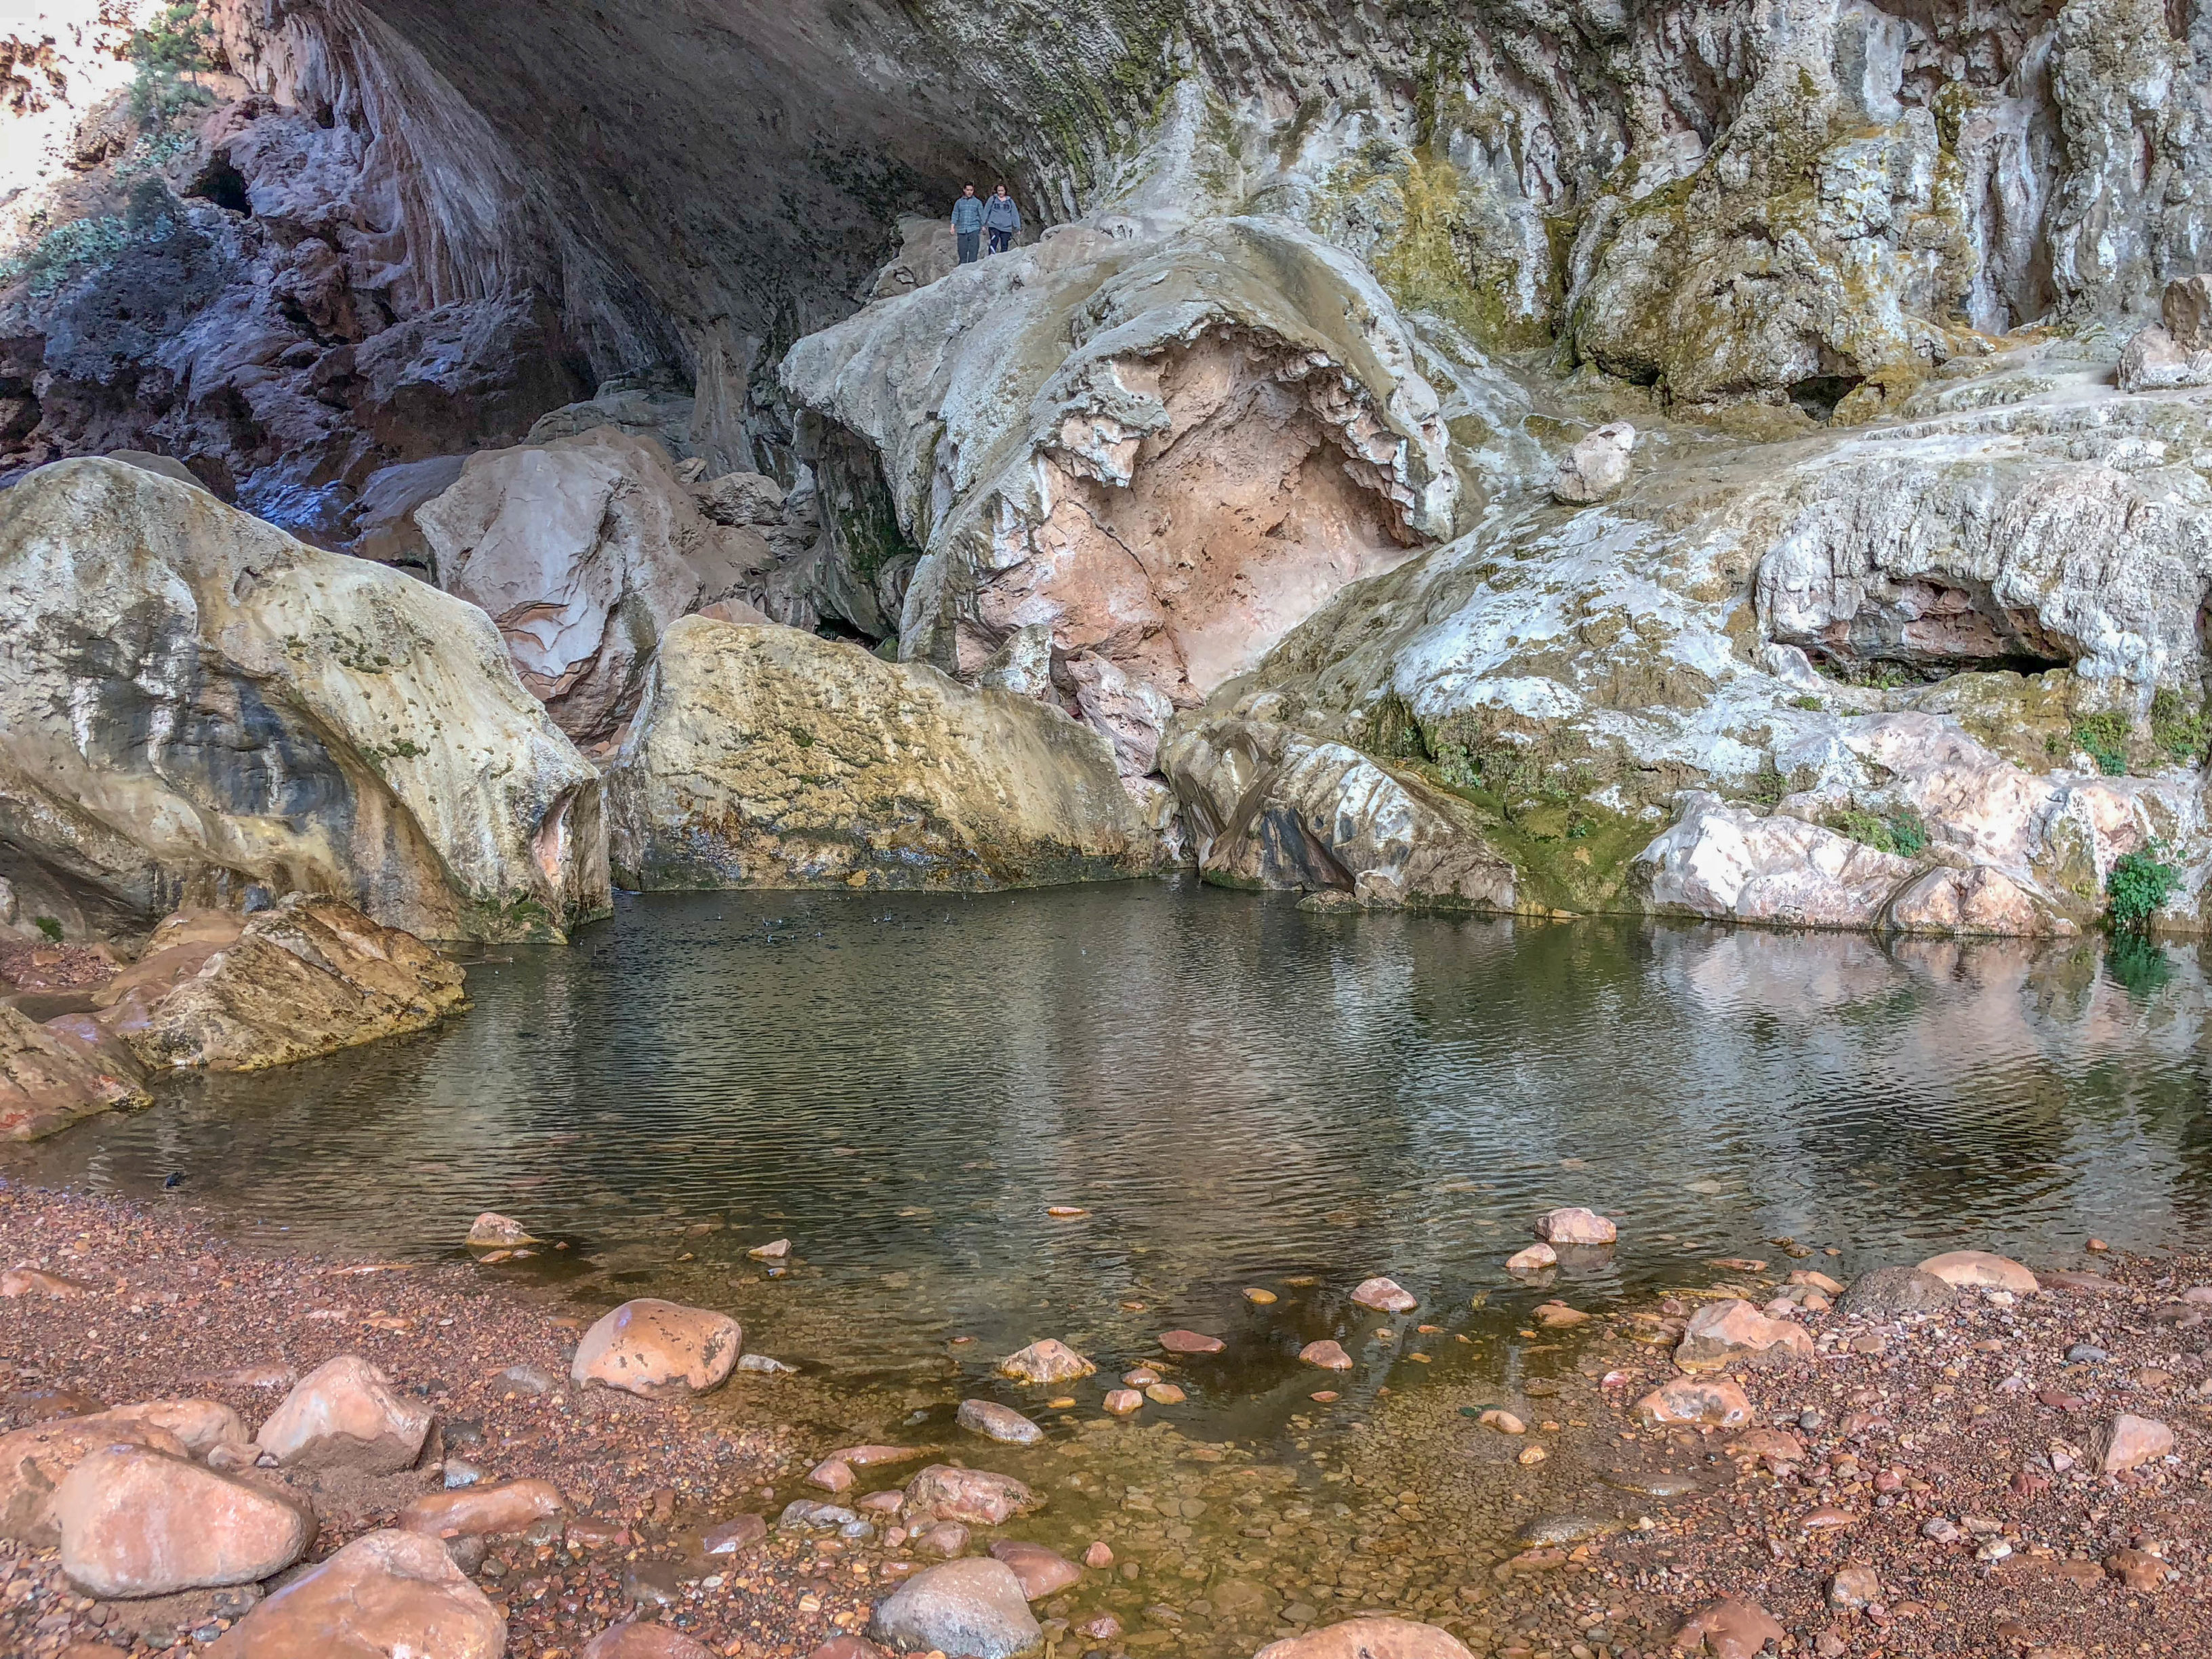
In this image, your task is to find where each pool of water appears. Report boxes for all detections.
[15,883,2212,1643]
[16,882,2211,1408]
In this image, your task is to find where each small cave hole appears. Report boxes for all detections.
[188,156,251,217]
[1788,375,1864,422]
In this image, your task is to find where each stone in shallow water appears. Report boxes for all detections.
[869,1557,1043,1659]
[466,1212,534,1247]
[1635,1376,1753,1430]
[996,1338,1094,1385]
[1254,1616,1476,1658]
[904,1465,1040,1525]
[957,1399,1044,1446]
[1504,1243,1557,1273]
[1674,1300,1813,1370]
[1351,1277,1416,1313]
[988,1540,1082,1599]
[1158,1328,1225,1355]
[396,1479,565,1541]
[1298,1340,1352,1370]
[1533,1206,1617,1244]
[1103,1389,1143,1416]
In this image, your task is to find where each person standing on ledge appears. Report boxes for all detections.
[983,184,1021,255]
[951,183,985,264]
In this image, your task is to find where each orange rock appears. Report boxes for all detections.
[255,1355,431,1473]
[570,1298,742,1398]
[55,1445,310,1597]
[821,1444,928,1469]
[988,1539,1083,1599]
[1635,1376,1755,1431]
[581,1624,718,1658]
[396,1477,564,1540]
[806,1458,855,1492]
[2105,1548,2171,1590]
[206,1528,504,1658]
[1143,1382,1186,1405]
[1158,1328,1224,1355]
[101,1399,249,1458]
[0,1266,93,1298]
[1103,1389,1143,1416]
[2094,1413,2175,1473]
[903,1463,1039,1525]
[1298,1340,1353,1371]
[996,1338,1094,1385]
[1674,1300,1814,1370]
[1915,1250,2039,1294]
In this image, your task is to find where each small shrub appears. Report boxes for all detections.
[33,917,63,944]
[1826,805,1930,858]
[2149,687,2209,763]
[2071,710,2131,776]
[2106,845,2180,930]
[1788,694,1822,712]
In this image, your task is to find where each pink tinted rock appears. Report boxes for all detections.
[903,1464,1040,1525]
[807,1640,886,1659]
[2095,1414,2175,1473]
[1299,1340,1353,1371]
[914,1520,970,1556]
[54,1445,311,1597]
[1675,1300,1814,1370]
[204,1528,504,1658]
[823,1444,927,1469]
[1671,1595,1786,1658]
[996,1338,1094,1385]
[1635,1376,1755,1431]
[1083,1540,1113,1568]
[806,1458,856,1492]
[1351,1277,1416,1313]
[1254,1616,1477,1658]
[700,1514,766,1554]
[1915,1250,2039,1294]
[1159,1328,1225,1355]
[855,1490,905,1516]
[102,1399,249,1458]
[0,1412,191,1545]
[1103,1389,1143,1416]
[396,1478,564,1540]
[956,1399,1044,1446]
[1533,1207,1617,1245]
[869,1557,1042,1658]
[570,1298,743,1398]
[580,1625,717,1659]
[988,1539,1083,1599]
[254,1355,432,1473]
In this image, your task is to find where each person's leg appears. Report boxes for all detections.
[958,230,980,263]
[988,227,1011,255]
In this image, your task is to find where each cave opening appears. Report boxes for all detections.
[188,155,251,216]
[1788,374,1863,422]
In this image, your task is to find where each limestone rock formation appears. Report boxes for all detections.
[2120,275,2212,391]
[415,428,771,750]
[0,1004,149,1141]
[0,459,609,944]
[1551,425,1635,504]
[607,618,1151,893]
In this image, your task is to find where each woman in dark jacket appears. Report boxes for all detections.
[983,186,1021,255]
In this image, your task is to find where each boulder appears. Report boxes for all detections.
[996,1339,1094,1385]
[1504,1244,1558,1273]
[1254,1617,1477,1658]
[1637,794,1919,930]
[1835,1265,1959,1317]
[1351,1277,1416,1313]
[987,1540,1082,1600]
[903,1465,1040,1525]
[1634,1376,1755,1431]
[0,1002,150,1141]
[867,1557,1044,1659]
[254,1355,433,1473]
[579,1624,718,1658]
[1551,423,1635,504]
[1163,716,1514,912]
[0,1411,193,1545]
[605,618,1150,892]
[1534,1208,1617,1245]
[2093,1414,2175,1473]
[54,1445,312,1597]
[396,1478,564,1539]
[416,428,772,750]
[570,1298,743,1398]
[1158,1329,1225,1355]
[0,459,609,945]
[98,1399,249,1460]
[1915,1251,2038,1294]
[1675,1300,1814,1370]
[205,1528,504,1658]
[956,1399,1044,1446]
[91,900,467,1073]
[2118,308,2212,391]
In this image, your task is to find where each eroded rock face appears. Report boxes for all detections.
[607,618,1150,893]
[415,428,771,750]
[0,459,609,944]
[1163,714,1514,914]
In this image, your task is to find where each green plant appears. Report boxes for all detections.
[33,917,62,944]
[2071,710,2131,776]
[128,3,217,131]
[1788,694,1823,711]
[0,215,133,297]
[1826,805,1931,858]
[2106,846,2180,930]
[2149,688,2209,763]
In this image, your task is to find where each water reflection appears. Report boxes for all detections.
[12,883,2211,1401]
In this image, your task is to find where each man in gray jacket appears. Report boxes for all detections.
[983,185,1021,255]
[951,184,985,264]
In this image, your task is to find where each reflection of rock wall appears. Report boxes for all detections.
[0,459,610,943]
